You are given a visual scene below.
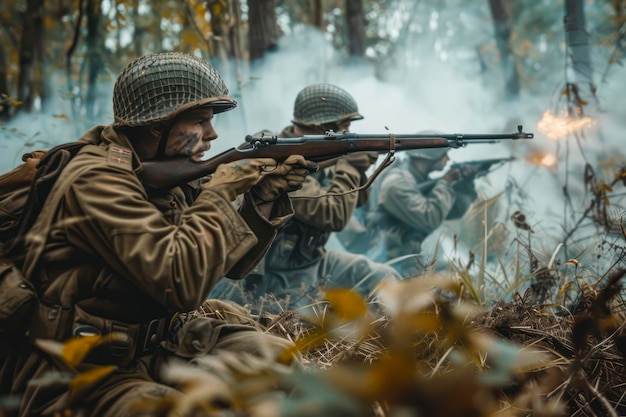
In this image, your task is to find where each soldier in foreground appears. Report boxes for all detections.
[210,83,400,313]
[0,52,317,416]
[362,146,479,276]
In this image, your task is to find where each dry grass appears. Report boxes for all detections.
[247,271,626,417]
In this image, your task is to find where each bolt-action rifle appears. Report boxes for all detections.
[140,125,533,189]
[417,156,517,193]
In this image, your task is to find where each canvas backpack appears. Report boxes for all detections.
[0,141,86,336]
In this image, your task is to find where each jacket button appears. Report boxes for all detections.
[48,308,59,320]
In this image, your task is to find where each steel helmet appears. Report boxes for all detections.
[113,52,236,127]
[405,130,450,160]
[292,83,363,127]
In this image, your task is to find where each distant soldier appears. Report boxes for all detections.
[356,145,479,276]
[210,83,400,312]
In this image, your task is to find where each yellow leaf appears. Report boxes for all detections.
[44,16,55,29]
[325,288,367,320]
[62,334,118,367]
[69,366,116,393]
[196,2,207,16]
[12,101,23,107]
[53,114,69,120]
[182,31,198,48]
[404,312,441,333]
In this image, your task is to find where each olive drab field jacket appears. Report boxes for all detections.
[369,157,477,261]
[0,124,294,414]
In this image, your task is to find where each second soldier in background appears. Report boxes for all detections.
[210,83,400,312]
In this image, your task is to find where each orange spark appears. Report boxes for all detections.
[526,151,558,169]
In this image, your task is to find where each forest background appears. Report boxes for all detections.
[1,1,626,415]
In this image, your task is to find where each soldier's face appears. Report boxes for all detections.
[337,121,351,132]
[166,107,218,161]
[309,120,351,134]
[432,154,449,171]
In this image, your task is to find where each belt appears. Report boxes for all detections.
[110,317,167,360]
[72,316,173,367]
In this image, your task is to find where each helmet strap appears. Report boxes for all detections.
[155,124,171,159]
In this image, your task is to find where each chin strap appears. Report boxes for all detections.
[155,125,171,159]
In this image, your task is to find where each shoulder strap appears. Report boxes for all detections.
[20,145,95,279]
[7,142,86,253]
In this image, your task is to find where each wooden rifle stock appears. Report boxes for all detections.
[140,126,533,189]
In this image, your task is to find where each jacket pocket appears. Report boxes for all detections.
[0,258,37,337]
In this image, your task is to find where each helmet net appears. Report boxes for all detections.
[113,52,236,127]
[292,83,363,127]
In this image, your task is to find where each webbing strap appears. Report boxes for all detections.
[21,147,99,279]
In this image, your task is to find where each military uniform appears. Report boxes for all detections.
[365,156,477,276]
[211,122,400,313]
[0,53,301,417]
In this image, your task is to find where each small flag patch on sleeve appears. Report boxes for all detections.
[107,146,133,171]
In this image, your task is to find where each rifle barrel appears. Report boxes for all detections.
[143,127,534,189]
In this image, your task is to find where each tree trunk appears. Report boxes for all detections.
[229,0,244,62]
[17,0,45,112]
[247,0,278,61]
[0,39,10,121]
[488,0,520,100]
[564,0,596,116]
[133,0,144,57]
[346,0,365,57]
[564,0,593,86]
[85,0,104,121]
[0,39,8,98]
[313,0,324,29]
[208,0,233,59]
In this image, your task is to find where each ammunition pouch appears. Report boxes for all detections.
[267,220,329,269]
[0,258,37,338]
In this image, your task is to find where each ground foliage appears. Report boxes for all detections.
[189,269,626,417]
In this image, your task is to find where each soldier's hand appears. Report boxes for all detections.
[344,151,379,172]
[442,164,478,184]
[208,158,278,201]
[458,164,478,179]
[252,155,318,202]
